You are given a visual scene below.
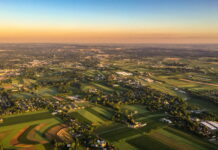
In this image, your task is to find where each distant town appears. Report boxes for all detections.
[0,43,218,150]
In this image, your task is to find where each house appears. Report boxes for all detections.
[0,118,3,123]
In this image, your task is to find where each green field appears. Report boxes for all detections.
[71,105,113,126]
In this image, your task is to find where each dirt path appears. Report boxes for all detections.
[10,126,36,149]
[180,79,218,87]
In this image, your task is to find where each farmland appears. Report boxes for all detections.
[0,110,62,150]
[0,44,218,149]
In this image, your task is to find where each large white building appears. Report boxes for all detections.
[200,121,218,131]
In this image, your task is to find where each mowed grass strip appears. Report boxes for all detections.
[100,126,139,142]
[127,135,174,150]
[0,112,54,127]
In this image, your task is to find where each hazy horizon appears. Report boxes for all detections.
[0,0,218,43]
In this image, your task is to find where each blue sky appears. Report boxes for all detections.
[0,0,218,43]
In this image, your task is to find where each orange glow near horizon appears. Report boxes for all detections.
[0,26,218,44]
[1,0,218,43]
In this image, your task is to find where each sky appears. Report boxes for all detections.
[0,0,218,43]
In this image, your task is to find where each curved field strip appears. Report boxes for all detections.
[10,126,29,146]
[27,123,48,144]
[17,125,39,145]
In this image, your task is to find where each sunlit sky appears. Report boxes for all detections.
[0,0,218,43]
